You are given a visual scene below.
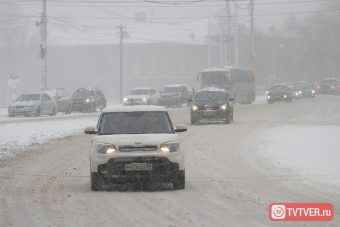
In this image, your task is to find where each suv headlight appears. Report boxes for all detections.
[96,143,116,154]
[160,142,179,153]
[220,104,227,111]
[191,105,198,111]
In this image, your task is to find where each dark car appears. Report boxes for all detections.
[288,85,302,99]
[190,88,234,125]
[267,84,293,103]
[296,83,316,98]
[158,84,192,107]
[319,78,338,94]
[72,88,106,112]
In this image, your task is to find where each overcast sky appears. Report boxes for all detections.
[1,0,328,46]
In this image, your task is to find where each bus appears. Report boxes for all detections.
[197,66,255,104]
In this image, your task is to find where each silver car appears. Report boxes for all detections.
[8,93,57,117]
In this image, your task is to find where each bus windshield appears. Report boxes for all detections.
[201,71,229,89]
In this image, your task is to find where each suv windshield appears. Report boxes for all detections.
[129,89,149,95]
[73,89,92,99]
[195,91,225,102]
[16,94,40,101]
[99,111,173,135]
[269,85,287,91]
[163,86,182,93]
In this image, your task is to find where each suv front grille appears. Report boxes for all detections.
[119,145,158,152]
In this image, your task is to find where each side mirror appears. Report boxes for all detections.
[85,126,97,134]
[175,124,187,133]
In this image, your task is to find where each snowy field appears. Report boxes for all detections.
[261,125,340,187]
[0,116,98,159]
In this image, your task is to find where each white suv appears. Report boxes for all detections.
[85,106,187,191]
[123,87,159,105]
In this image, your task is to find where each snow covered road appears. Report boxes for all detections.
[0,96,339,226]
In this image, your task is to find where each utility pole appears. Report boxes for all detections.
[225,0,231,66]
[234,4,239,66]
[41,0,47,90]
[117,24,126,104]
[250,0,256,74]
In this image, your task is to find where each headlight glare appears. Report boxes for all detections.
[220,104,227,111]
[123,97,128,102]
[191,105,198,111]
[96,143,116,154]
[85,98,90,103]
[160,142,179,153]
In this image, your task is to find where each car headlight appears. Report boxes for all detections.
[85,98,91,103]
[299,91,302,95]
[265,90,269,94]
[191,105,198,111]
[312,90,315,94]
[267,95,271,99]
[96,143,116,154]
[143,97,147,102]
[123,97,128,102]
[160,142,179,153]
[220,104,227,111]
[283,94,287,98]
[295,92,299,96]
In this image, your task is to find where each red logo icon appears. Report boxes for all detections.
[269,203,334,222]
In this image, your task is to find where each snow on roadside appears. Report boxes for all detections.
[253,95,267,104]
[0,117,98,159]
[260,125,340,187]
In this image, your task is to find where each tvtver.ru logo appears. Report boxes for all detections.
[270,204,286,220]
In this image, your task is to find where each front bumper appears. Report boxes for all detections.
[267,95,290,101]
[8,107,37,116]
[95,157,180,183]
[191,109,228,120]
[72,102,93,111]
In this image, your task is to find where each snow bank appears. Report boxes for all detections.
[253,95,267,104]
[0,117,98,159]
[261,125,340,187]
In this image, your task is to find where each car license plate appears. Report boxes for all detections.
[125,163,153,171]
